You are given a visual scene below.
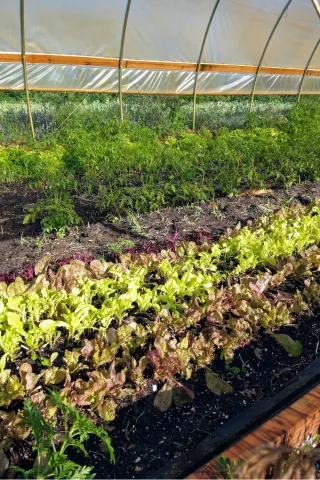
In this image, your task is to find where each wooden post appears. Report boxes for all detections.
[20,0,35,139]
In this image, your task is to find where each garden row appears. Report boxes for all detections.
[0,99,320,234]
[2,200,320,477]
[1,201,320,410]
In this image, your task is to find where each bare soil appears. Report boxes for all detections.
[2,180,320,274]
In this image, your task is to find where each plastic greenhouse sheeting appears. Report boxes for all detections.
[0,0,319,95]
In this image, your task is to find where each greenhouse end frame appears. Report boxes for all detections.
[7,0,320,134]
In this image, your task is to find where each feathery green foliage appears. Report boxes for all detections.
[11,390,114,479]
[0,97,319,233]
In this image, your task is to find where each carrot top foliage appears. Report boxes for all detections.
[0,97,319,234]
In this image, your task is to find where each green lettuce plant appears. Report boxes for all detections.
[2,203,320,417]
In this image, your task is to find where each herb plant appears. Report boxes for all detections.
[11,390,114,480]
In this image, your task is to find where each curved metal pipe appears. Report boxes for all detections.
[249,0,293,112]
[20,0,35,139]
[119,0,132,123]
[298,0,320,102]
[192,0,221,130]
[310,0,320,17]
[297,38,320,102]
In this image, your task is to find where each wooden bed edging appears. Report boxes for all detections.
[149,360,320,479]
[188,383,320,479]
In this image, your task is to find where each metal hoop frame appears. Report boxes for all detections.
[192,0,221,130]
[311,0,320,17]
[249,0,294,112]
[20,0,35,138]
[119,0,132,123]
[297,38,320,102]
[17,0,320,136]
[298,0,320,102]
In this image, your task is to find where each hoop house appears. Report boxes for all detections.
[0,0,319,132]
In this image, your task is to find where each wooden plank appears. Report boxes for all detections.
[29,54,119,68]
[124,59,196,71]
[202,64,320,76]
[1,53,119,68]
[0,87,319,96]
[0,52,319,77]
[187,384,320,479]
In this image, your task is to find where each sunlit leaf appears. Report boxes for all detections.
[39,320,68,331]
[44,367,66,385]
[19,363,43,393]
[34,256,50,276]
[205,368,233,395]
[63,350,81,373]
[90,260,108,277]
[273,334,303,357]
[7,277,27,296]
[97,399,117,422]
[153,383,173,412]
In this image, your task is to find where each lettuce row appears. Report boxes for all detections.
[1,202,320,371]
[1,244,320,418]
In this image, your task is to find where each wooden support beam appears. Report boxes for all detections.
[0,86,319,95]
[0,53,319,77]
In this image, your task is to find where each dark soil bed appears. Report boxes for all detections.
[2,180,320,274]
[77,312,320,479]
[5,309,320,479]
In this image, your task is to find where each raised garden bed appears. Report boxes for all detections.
[2,197,320,479]
[182,363,320,479]
[189,381,320,478]
[2,97,320,479]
